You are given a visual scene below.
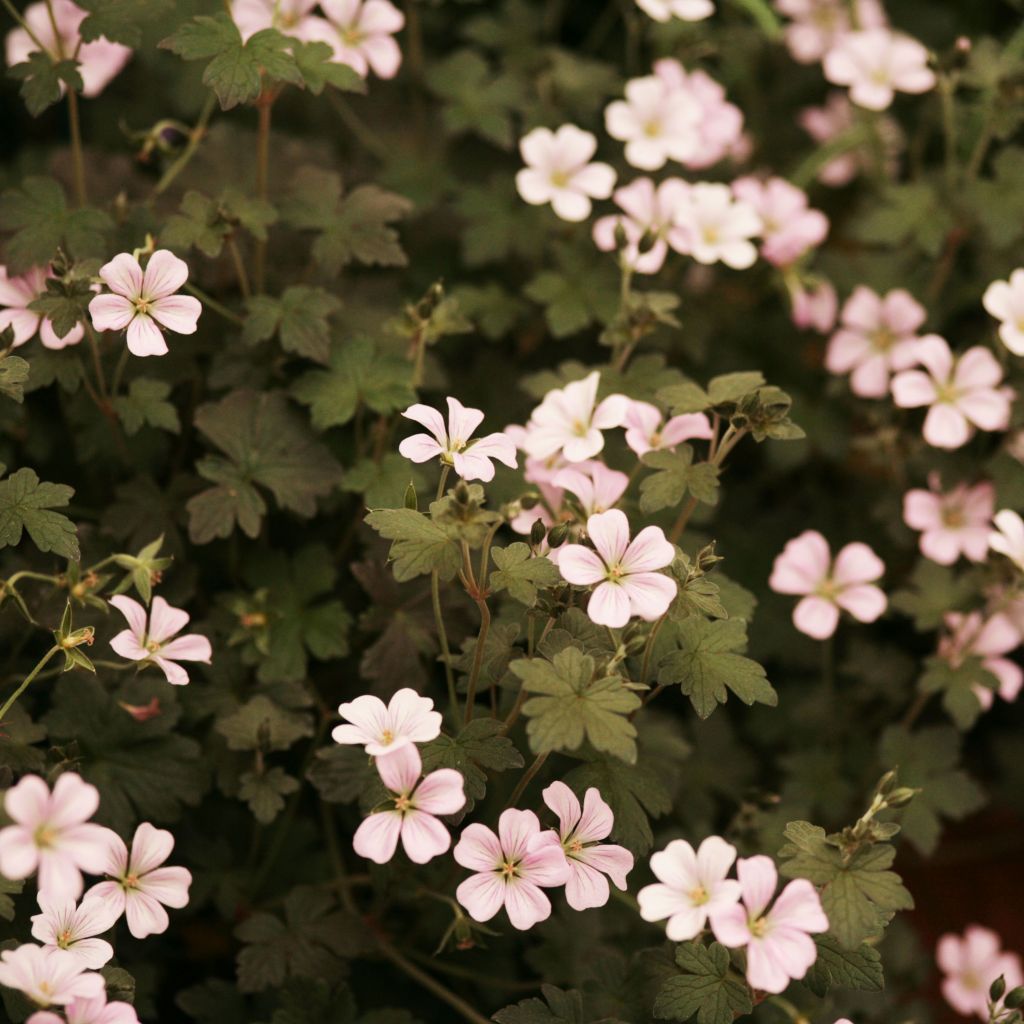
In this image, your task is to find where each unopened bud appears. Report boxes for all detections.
[519,493,540,510]
[613,220,629,251]
[991,976,1007,1002]
[453,480,470,505]
[696,542,722,572]
[529,519,547,546]
[876,769,897,796]
[404,482,418,510]
[885,786,918,809]
[1005,986,1024,1009]
[637,228,659,255]
[548,523,569,549]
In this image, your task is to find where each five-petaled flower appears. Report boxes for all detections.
[622,399,713,458]
[316,0,405,79]
[937,926,1023,1020]
[28,990,140,1024]
[902,476,995,566]
[732,177,828,267]
[332,688,442,755]
[668,182,762,270]
[823,28,936,111]
[0,943,104,1009]
[605,75,701,171]
[0,266,85,350]
[983,268,1024,356]
[108,595,212,686]
[30,894,118,969]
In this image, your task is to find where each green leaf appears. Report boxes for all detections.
[918,654,998,731]
[341,455,426,509]
[639,447,720,514]
[76,0,174,45]
[243,287,341,363]
[707,371,766,405]
[802,933,884,997]
[8,53,83,117]
[524,246,619,338]
[493,984,609,1024]
[657,381,711,414]
[0,876,24,922]
[0,467,79,559]
[307,745,379,805]
[364,508,462,582]
[290,40,366,95]
[216,695,316,752]
[656,618,776,719]
[653,942,751,1024]
[512,647,641,763]
[239,767,300,824]
[113,378,181,435]
[0,355,29,403]
[489,544,561,607]
[162,189,277,258]
[852,181,954,258]
[890,560,974,631]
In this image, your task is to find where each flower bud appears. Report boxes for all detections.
[404,482,418,511]
[548,523,569,548]
[519,493,540,510]
[1006,986,1024,1009]
[613,219,629,252]
[991,976,1007,1002]
[876,769,898,796]
[529,519,547,547]
[453,480,471,505]
[885,786,918,809]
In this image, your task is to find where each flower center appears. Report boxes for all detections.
[380,729,395,746]
[122,872,140,891]
[341,26,364,47]
[941,505,965,529]
[962,969,982,990]
[605,563,627,583]
[571,418,589,437]
[34,825,56,849]
[57,929,73,948]
[749,914,768,938]
[688,885,709,906]
[134,298,152,316]
[394,793,413,813]
[643,120,662,138]
[870,327,895,352]
[497,858,520,880]
[702,226,720,246]
[566,837,584,856]
[145,638,161,653]
[550,169,571,189]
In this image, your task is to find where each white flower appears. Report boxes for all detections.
[605,75,701,171]
[983,269,1024,356]
[332,688,442,755]
[635,0,714,21]
[990,510,1024,573]
[823,28,936,112]
[668,182,762,269]
[30,895,119,970]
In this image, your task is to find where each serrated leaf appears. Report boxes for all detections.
[489,544,561,607]
[290,40,366,95]
[113,378,180,435]
[0,355,29,403]
[239,767,300,823]
[802,933,884,997]
[76,0,174,45]
[639,447,719,514]
[707,371,765,405]
[653,942,751,1024]
[918,654,998,731]
[8,53,83,117]
[243,287,341,363]
[364,507,462,582]
[0,467,79,559]
[216,695,315,752]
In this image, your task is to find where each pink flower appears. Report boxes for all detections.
[825,286,927,398]
[552,462,629,517]
[824,29,936,111]
[332,688,442,755]
[398,398,517,482]
[799,93,860,186]
[938,926,1023,1019]
[28,990,139,1024]
[558,509,677,628]
[0,774,110,901]
[668,182,762,270]
[990,509,1024,572]
[454,809,571,931]
[770,530,886,639]
[622,400,713,457]
[88,250,201,357]
[521,371,629,463]
[516,125,616,222]
[902,476,995,565]
[605,76,701,171]
[353,744,464,865]
[731,177,828,267]
[710,854,828,993]
[4,0,130,98]
[84,823,190,940]
[635,0,714,21]
[0,266,85,350]
[541,782,633,910]
[638,836,742,941]
[982,268,1024,357]
[0,944,104,1008]
[231,0,331,42]
[316,0,405,79]
[30,894,118,969]
[108,595,211,686]
[891,337,1013,450]
[592,177,690,274]
[791,279,838,334]
[939,612,1023,709]
[774,0,854,64]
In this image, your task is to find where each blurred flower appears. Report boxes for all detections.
[622,399,713,457]
[0,944,104,1008]
[982,268,1024,356]
[231,0,331,42]
[109,595,211,686]
[553,462,629,516]
[605,76,701,171]
[592,177,690,274]
[824,28,936,111]
[28,990,139,1024]
[668,182,762,269]
[332,688,442,755]
[939,612,1022,709]
[990,509,1024,572]
[732,177,828,267]
[30,894,118,969]
[937,926,1023,1019]
[791,279,838,333]
[0,266,85,350]
[635,0,714,21]
[902,476,995,565]
[774,0,878,64]
[316,0,405,79]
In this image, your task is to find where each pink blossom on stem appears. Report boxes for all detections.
[552,462,629,517]
[605,76,701,171]
[940,612,1023,709]
[592,177,690,274]
[668,182,762,270]
[637,836,742,940]
[84,823,191,940]
[770,530,886,639]
[890,337,1013,450]
[982,268,1024,356]
[902,476,995,565]
[0,774,110,901]
[454,809,571,931]
[791,279,838,334]
[559,509,677,628]
[710,854,828,993]
[28,990,139,1024]
[635,0,714,21]
[231,0,332,43]
[732,177,828,267]
[541,782,633,910]
[88,250,201,357]
[332,688,442,755]
[30,894,119,969]
[108,595,211,686]
[316,0,405,79]
[0,944,104,1008]
[0,266,85,349]
[622,399,713,457]
[937,926,1023,1019]
[990,510,1024,572]
[824,28,936,112]
[353,744,465,865]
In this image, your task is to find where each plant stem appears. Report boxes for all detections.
[153,93,217,197]
[109,347,130,399]
[463,597,490,725]
[431,467,458,721]
[66,89,87,207]
[731,0,782,37]
[184,282,244,326]
[0,646,60,722]
[1,0,48,50]
[639,614,666,685]
[504,751,549,810]
[253,94,273,293]
[227,236,252,300]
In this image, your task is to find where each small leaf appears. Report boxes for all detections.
[489,544,561,607]
[653,942,752,1024]
[8,53,83,116]
[113,378,180,435]
[0,467,79,559]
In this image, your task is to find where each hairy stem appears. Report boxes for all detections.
[504,751,549,809]
[66,89,87,207]
[184,282,244,326]
[0,646,60,722]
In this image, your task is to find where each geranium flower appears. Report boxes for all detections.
[521,371,629,463]
[454,809,570,931]
[825,286,927,398]
[769,530,886,639]
[710,854,828,993]
[990,509,1024,572]
[824,28,936,111]
[982,268,1024,356]
[231,0,331,42]
[28,991,139,1024]
[774,0,886,64]
[85,823,191,940]
[635,0,714,21]
[592,177,690,274]
[558,509,677,628]
[88,250,202,357]
[4,0,130,98]
[541,782,633,910]
[0,944,104,1008]
[398,398,518,482]
[354,744,465,865]
[552,462,629,517]
[731,177,828,267]
[622,400,713,457]
[30,894,118,969]
[939,612,1022,709]
[316,0,405,79]
[938,926,1023,1019]
[332,688,442,755]
[0,774,110,901]
[515,125,616,222]
[902,476,995,565]
[108,595,212,686]
[637,836,742,940]
[890,337,1013,450]
[791,280,838,334]
[0,266,85,350]
[605,76,701,171]
[668,182,762,270]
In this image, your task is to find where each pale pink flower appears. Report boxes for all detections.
[30,894,118,969]
[903,476,995,565]
[454,809,571,931]
[891,337,1013,450]
[732,177,828,267]
[28,991,139,1024]
[668,182,762,270]
[0,266,85,350]
[638,836,742,941]
[592,177,690,274]
[84,823,191,940]
[316,0,404,79]
[521,371,629,463]
[4,0,130,98]
[636,0,714,21]
[88,250,201,357]
[353,744,464,865]
[108,595,211,686]
[938,926,1024,1019]
[825,286,927,398]
[774,0,887,63]
[559,509,677,628]
[332,688,442,755]
[0,774,110,901]
[824,29,936,112]
[621,400,713,457]
[770,530,886,639]
[0,945,104,1008]
[982,269,1024,357]
[939,612,1022,710]
[509,459,565,537]
[231,0,331,42]
[711,854,828,993]
[398,398,517,482]
[516,125,616,223]
[552,462,629,518]
[791,279,838,334]
[799,93,860,186]
[990,509,1024,572]
[605,76,701,171]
